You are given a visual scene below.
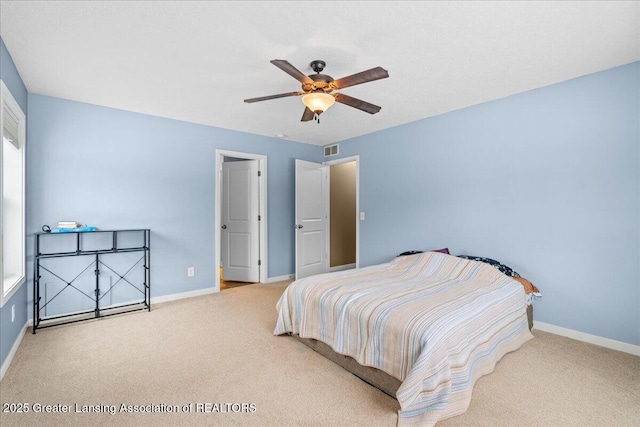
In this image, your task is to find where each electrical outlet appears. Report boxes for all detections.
[11,304,15,322]
[187,267,195,277]
[360,212,365,220]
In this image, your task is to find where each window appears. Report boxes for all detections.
[1,80,26,307]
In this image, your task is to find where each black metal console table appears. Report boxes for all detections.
[33,229,150,333]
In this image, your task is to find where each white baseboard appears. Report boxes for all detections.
[151,287,218,304]
[533,321,640,356]
[265,274,294,283]
[0,321,28,382]
[330,263,356,272]
[26,287,220,327]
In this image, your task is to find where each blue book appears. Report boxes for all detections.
[51,226,97,233]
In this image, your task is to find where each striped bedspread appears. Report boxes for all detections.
[274,251,533,426]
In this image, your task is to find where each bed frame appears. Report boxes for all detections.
[293,305,533,398]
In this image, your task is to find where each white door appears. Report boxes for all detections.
[221,160,260,282]
[295,159,329,279]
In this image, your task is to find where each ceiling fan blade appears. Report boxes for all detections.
[332,67,389,90]
[271,59,314,84]
[334,93,382,114]
[244,91,304,103]
[301,107,315,122]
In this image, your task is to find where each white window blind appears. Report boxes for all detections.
[2,105,19,149]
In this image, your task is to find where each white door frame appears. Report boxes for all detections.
[324,155,360,269]
[215,149,267,291]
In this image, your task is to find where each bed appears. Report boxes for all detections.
[274,251,539,426]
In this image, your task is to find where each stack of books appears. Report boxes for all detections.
[57,221,78,229]
[52,221,97,233]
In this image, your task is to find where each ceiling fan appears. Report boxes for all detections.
[244,59,389,123]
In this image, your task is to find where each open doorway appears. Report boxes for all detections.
[215,150,267,292]
[329,160,357,271]
[319,155,360,274]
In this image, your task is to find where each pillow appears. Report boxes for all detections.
[397,250,423,257]
[511,276,540,294]
[430,248,450,254]
[457,255,521,277]
[397,248,450,257]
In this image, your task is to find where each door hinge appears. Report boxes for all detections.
[258,170,262,177]
[258,260,262,266]
[258,215,261,221]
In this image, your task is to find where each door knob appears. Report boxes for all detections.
[221,224,227,229]
[296,224,303,229]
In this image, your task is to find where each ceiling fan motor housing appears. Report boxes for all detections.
[303,74,335,93]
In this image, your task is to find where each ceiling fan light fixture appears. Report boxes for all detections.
[302,92,335,114]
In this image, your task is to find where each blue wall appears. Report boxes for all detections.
[26,94,321,317]
[333,62,640,346]
[0,37,29,370]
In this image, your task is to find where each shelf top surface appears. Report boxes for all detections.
[35,229,150,236]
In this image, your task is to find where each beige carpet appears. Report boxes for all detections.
[1,281,638,426]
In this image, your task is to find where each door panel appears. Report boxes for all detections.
[295,160,328,279]
[222,160,260,282]
[228,233,251,268]
[302,168,324,219]
[228,168,250,220]
[302,230,322,265]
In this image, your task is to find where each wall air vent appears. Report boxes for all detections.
[324,144,339,157]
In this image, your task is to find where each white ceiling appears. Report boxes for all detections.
[1,1,638,146]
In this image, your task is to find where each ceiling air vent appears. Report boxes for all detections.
[324,144,339,157]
